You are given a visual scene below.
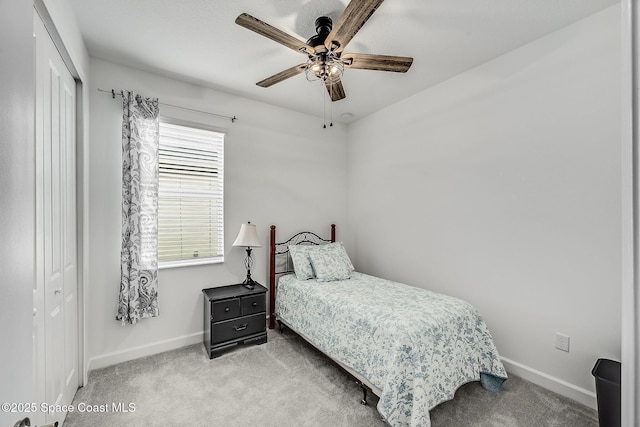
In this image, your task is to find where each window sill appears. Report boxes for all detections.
[159,257,224,270]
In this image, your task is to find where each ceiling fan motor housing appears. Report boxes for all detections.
[306,16,333,48]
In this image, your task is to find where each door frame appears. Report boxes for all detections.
[621,1,639,426]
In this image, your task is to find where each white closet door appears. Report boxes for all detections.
[33,11,79,426]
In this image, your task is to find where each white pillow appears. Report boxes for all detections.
[288,245,314,280]
[308,242,353,282]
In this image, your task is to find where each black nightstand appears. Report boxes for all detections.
[202,283,267,358]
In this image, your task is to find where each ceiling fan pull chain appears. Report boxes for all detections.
[323,83,327,128]
[330,84,334,127]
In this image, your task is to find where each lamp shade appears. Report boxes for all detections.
[232,222,261,248]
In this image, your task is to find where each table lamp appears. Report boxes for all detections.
[232,222,261,289]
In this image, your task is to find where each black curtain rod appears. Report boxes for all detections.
[97,88,237,123]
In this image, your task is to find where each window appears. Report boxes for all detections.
[158,120,224,267]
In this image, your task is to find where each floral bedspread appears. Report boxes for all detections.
[275,272,507,427]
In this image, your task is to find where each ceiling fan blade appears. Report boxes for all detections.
[342,53,413,73]
[236,13,314,56]
[257,64,307,88]
[324,0,385,53]
[326,80,346,102]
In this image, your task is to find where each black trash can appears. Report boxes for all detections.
[591,358,621,427]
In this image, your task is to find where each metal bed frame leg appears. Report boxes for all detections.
[356,380,368,405]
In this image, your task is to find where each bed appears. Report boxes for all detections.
[269,224,507,427]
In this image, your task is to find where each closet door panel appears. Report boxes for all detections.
[44,53,66,414]
[62,77,78,398]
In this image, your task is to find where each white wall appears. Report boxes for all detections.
[87,58,348,369]
[347,5,621,408]
[0,1,35,424]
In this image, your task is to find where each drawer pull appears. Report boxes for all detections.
[234,323,248,331]
[252,302,258,307]
[224,307,230,312]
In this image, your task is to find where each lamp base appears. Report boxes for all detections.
[242,277,259,290]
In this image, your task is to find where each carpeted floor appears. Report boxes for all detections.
[65,329,598,426]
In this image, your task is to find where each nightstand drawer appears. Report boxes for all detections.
[212,298,240,321]
[241,294,266,315]
[211,313,265,345]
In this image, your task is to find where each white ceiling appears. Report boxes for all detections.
[68,0,618,123]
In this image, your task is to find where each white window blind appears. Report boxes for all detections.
[158,120,224,266]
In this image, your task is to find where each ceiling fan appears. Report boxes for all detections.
[235,0,413,102]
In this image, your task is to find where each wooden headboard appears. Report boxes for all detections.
[268,224,335,329]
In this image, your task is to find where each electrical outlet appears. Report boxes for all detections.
[555,333,570,352]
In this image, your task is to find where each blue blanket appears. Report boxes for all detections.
[275,272,507,427]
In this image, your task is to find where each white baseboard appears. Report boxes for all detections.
[501,357,597,410]
[86,331,203,372]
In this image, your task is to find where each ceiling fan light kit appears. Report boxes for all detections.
[235,0,413,104]
[305,53,344,84]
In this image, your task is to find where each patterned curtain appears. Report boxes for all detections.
[117,91,160,325]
